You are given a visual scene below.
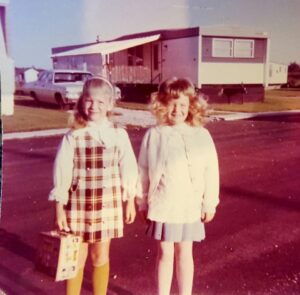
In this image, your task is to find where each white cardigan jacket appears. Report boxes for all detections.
[137,124,220,223]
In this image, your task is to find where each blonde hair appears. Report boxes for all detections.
[69,76,115,130]
[151,77,208,126]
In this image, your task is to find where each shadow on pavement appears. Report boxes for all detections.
[0,264,49,295]
[0,229,135,295]
[82,279,134,295]
[197,238,300,294]
[246,114,300,123]
[0,229,36,261]
[221,185,300,212]
[3,146,55,162]
[0,229,49,295]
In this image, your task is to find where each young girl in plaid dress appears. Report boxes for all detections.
[137,77,220,295]
[49,77,138,295]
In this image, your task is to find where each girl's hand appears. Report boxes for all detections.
[125,199,136,224]
[201,211,215,223]
[55,202,70,232]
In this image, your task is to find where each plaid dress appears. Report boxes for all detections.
[65,127,123,243]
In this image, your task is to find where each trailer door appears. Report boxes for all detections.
[151,42,162,84]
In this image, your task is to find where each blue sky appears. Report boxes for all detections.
[7,0,300,69]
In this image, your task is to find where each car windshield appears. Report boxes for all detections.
[54,72,92,83]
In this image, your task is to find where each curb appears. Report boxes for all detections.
[3,128,69,140]
[211,110,300,121]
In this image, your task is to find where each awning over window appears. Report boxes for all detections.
[51,34,160,57]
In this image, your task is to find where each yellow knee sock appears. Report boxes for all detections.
[92,262,110,295]
[66,268,84,295]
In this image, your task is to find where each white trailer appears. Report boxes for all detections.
[52,25,287,103]
[268,62,288,87]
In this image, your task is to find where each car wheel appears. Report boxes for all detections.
[30,92,41,105]
[55,94,66,110]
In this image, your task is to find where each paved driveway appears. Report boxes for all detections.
[1,116,300,294]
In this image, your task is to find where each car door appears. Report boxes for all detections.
[32,72,48,101]
[43,72,55,103]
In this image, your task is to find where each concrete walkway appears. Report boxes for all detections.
[2,109,300,141]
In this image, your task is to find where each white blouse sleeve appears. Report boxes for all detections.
[48,133,74,205]
[203,130,220,213]
[136,129,151,211]
[118,129,139,201]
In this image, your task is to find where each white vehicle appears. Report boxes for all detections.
[24,69,122,108]
[114,86,122,100]
[24,69,92,108]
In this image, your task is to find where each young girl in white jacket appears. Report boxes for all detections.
[137,77,220,295]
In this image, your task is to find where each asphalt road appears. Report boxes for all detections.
[1,116,300,295]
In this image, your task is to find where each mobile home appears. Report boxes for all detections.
[0,0,14,115]
[268,62,288,88]
[52,25,287,103]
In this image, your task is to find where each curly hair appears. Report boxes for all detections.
[69,76,114,130]
[151,77,208,126]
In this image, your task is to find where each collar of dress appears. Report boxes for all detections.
[160,123,195,137]
[80,119,116,147]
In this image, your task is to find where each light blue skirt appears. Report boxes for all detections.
[146,219,205,242]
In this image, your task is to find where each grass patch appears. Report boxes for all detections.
[117,90,300,113]
[265,89,300,98]
[2,96,70,133]
[2,96,148,133]
[211,89,300,113]
[3,90,300,134]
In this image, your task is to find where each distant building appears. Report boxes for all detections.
[15,67,40,84]
[15,67,43,94]
[268,62,288,88]
[52,25,288,103]
[0,0,14,115]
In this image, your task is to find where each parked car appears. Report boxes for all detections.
[114,86,122,100]
[23,69,122,108]
[23,69,92,108]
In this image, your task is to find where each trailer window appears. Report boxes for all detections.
[128,45,144,66]
[234,39,254,58]
[135,45,144,66]
[54,72,92,83]
[212,38,255,58]
[128,48,134,66]
[212,38,233,57]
